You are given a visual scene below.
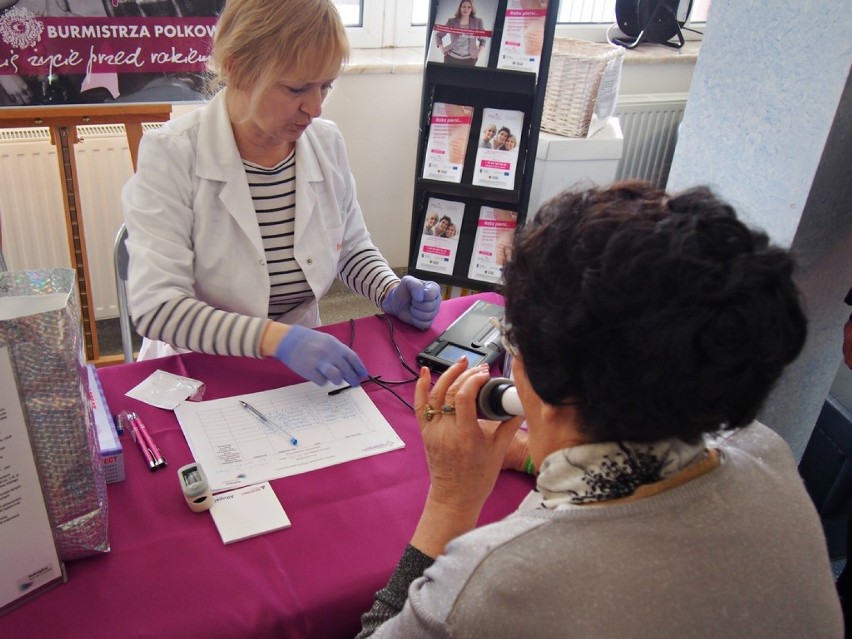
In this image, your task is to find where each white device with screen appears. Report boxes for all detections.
[178,462,214,512]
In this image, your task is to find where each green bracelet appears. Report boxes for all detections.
[523,456,535,476]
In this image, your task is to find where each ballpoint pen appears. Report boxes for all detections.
[131,412,167,469]
[240,400,299,446]
[122,412,158,471]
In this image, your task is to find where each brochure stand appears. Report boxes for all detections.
[407,0,558,291]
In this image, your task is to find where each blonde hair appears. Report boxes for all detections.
[208,0,349,115]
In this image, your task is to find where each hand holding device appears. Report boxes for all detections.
[381,276,442,330]
[275,325,368,387]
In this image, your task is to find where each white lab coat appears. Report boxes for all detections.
[121,90,395,360]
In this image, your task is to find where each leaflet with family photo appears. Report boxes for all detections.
[497,0,549,74]
[428,0,499,68]
[422,102,475,184]
[472,108,524,190]
[416,198,466,276]
[468,207,518,284]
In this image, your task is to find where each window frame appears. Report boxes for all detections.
[341,0,385,49]
[345,0,708,49]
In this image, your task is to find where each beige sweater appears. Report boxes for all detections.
[363,423,843,638]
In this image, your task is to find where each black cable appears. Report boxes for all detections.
[346,317,356,348]
[375,314,420,378]
[332,315,420,410]
[366,375,414,410]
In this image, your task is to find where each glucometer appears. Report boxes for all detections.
[177,462,214,513]
[417,300,506,373]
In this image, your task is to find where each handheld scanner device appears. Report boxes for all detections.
[417,300,506,373]
[477,377,524,421]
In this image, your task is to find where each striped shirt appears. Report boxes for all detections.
[244,152,315,319]
[134,149,399,358]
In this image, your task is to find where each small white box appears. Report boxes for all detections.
[528,117,624,216]
[86,365,124,484]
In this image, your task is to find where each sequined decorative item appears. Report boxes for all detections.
[0,269,109,561]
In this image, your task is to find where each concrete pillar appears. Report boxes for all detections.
[667,1,852,459]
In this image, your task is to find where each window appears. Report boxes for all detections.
[335,0,710,49]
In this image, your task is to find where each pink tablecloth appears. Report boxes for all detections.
[1,292,533,639]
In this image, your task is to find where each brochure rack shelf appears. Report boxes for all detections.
[426,64,537,94]
[407,0,558,291]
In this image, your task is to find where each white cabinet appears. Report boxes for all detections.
[527,117,623,218]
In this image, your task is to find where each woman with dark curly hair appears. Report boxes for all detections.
[358,181,843,638]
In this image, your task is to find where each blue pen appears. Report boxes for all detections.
[239,400,298,446]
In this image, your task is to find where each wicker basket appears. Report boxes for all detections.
[541,39,625,138]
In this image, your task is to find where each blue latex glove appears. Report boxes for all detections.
[381,276,442,330]
[275,325,368,386]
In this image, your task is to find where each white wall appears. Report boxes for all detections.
[322,72,423,268]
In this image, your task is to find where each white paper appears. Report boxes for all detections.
[472,108,524,190]
[422,102,474,183]
[589,56,624,136]
[415,197,466,276]
[125,370,206,410]
[0,345,64,612]
[210,482,291,544]
[174,383,405,492]
[468,207,518,284]
[497,0,549,74]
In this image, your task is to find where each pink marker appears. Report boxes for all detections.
[131,412,167,469]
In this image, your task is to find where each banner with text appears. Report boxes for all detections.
[0,2,222,107]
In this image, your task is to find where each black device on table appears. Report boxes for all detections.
[416,300,506,373]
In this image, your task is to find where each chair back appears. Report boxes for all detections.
[113,224,134,363]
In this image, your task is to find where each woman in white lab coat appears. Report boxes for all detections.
[121,0,440,386]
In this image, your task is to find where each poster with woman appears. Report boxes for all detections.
[428,0,499,68]
[422,101,474,183]
[468,206,517,283]
[0,0,223,107]
[415,197,465,276]
[472,107,524,190]
[497,0,548,75]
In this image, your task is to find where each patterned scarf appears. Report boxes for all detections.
[520,437,709,510]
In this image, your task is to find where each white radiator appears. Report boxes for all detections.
[0,124,159,320]
[613,93,688,188]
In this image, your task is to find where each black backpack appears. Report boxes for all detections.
[612,0,694,49]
